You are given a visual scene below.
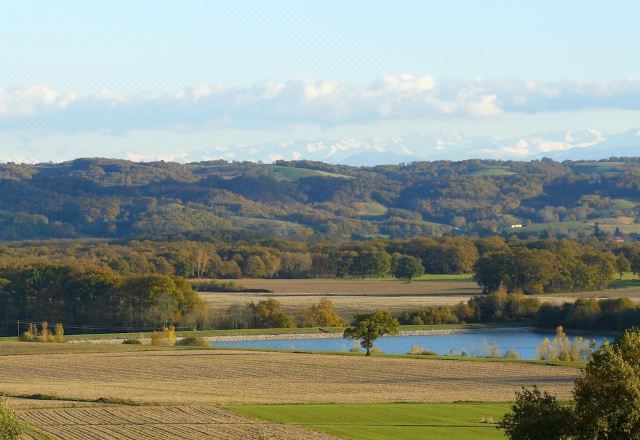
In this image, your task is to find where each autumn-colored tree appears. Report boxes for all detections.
[54,322,65,343]
[254,298,296,328]
[301,298,346,327]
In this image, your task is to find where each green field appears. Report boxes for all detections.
[270,165,351,181]
[230,403,511,440]
[354,201,388,216]
[470,166,516,176]
[571,161,626,174]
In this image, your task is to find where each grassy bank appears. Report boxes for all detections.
[230,402,511,440]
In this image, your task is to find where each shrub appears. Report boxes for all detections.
[299,298,346,327]
[54,323,65,343]
[370,347,383,355]
[122,339,142,345]
[37,321,51,343]
[18,331,33,342]
[498,386,573,440]
[503,348,521,360]
[163,325,177,346]
[420,350,438,356]
[535,326,595,361]
[409,344,424,355]
[150,331,164,346]
[176,337,209,347]
[0,397,25,440]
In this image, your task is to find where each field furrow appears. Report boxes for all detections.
[16,406,339,440]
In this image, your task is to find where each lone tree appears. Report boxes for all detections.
[392,254,424,282]
[343,310,400,356]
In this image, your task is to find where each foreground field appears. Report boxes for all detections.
[15,403,337,440]
[0,342,576,405]
[232,403,511,440]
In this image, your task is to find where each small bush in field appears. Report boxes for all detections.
[176,337,209,347]
[370,347,383,355]
[150,331,164,346]
[420,350,438,356]
[35,321,51,342]
[122,339,142,345]
[19,331,33,342]
[54,323,65,343]
[162,325,177,346]
[503,348,521,360]
[409,344,424,355]
[349,343,363,353]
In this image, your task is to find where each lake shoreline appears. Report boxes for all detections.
[69,325,538,344]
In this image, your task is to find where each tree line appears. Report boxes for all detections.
[3,236,639,290]
[0,264,207,335]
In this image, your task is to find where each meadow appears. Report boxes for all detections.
[231,402,512,440]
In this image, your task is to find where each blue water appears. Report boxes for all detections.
[213,330,611,360]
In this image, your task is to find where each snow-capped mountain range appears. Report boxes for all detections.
[204,128,640,166]
[2,128,639,166]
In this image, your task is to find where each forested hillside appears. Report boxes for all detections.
[1,157,640,241]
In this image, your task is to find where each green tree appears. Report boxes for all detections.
[392,254,424,282]
[343,310,399,356]
[498,386,573,440]
[244,255,267,278]
[573,329,640,439]
[617,254,632,279]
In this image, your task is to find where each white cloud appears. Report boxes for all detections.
[0,76,640,134]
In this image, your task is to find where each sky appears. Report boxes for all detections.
[1,1,639,163]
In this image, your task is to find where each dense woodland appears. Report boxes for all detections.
[1,236,637,289]
[1,157,640,241]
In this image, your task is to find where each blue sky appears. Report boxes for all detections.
[1,1,639,163]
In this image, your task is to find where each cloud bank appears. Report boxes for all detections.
[1,75,640,132]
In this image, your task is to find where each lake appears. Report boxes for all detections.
[213,329,611,360]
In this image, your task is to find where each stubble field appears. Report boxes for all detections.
[15,404,338,440]
[0,342,577,405]
[201,277,640,316]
